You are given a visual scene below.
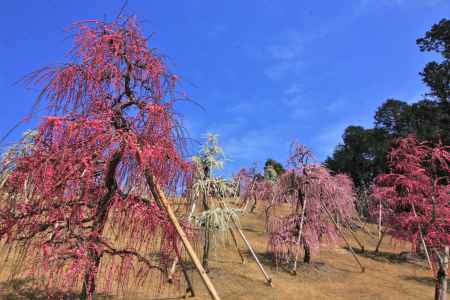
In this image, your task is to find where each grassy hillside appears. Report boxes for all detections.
[0,206,443,300]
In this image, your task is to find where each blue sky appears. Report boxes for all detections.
[0,0,448,177]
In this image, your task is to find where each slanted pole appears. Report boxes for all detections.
[357,219,377,240]
[217,199,272,286]
[412,204,435,276]
[168,194,198,283]
[344,222,365,252]
[235,225,273,286]
[292,194,307,274]
[167,256,178,283]
[229,228,246,264]
[146,173,221,300]
[320,199,365,272]
[174,247,195,297]
[375,230,386,253]
[329,197,365,252]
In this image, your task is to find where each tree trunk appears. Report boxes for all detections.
[435,246,449,300]
[202,219,211,272]
[80,150,122,299]
[303,240,311,264]
[250,195,257,213]
[80,251,101,300]
[375,231,386,253]
[201,190,210,272]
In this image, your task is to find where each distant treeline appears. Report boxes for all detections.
[325,18,449,189]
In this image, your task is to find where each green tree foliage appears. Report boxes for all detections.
[264,164,278,181]
[417,18,450,102]
[375,98,449,143]
[326,19,450,192]
[324,126,390,188]
[263,158,285,179]
[374,99,411,135]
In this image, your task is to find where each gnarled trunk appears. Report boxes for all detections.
[435,246,449,300]
[80,150,122,299]
[80,251,101,300]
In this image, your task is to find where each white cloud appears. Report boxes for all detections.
[222,127,288,162]
[263,31,305,80]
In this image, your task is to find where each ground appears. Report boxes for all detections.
[0,207,446,300]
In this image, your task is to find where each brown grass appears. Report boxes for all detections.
[1,205,446,300]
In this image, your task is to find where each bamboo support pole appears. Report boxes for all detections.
[344,223,365,252]
[147,174,221,300]
[320,199,365,272]
[235,225,273,286]
[167,257,178,283]
[378,200,382,240]
[292,195,307,274]
[375,230,386,253]
[217,199,273,286]
[229,228,246,264]
[412,204,435,276]
[174,248,195,297]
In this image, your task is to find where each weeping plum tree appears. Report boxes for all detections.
[189,133,241,271]
[265,142,361,273]
[187,134,273,285]
[371,135,449,300]
[238,165,276,214]
[0,17,195,299]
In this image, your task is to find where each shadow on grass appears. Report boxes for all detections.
[0,278,113,300]
[243,250,274,266]
[345,246,426,267]
[240,226,265,234]
[242,250,351,275]
[401,276,450,293]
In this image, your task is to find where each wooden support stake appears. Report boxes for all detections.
[344,223,365,252]
[320,200,365,272]
[217,199,272,286]
[229,228,246,264]
[174,247,195,298]
[412,204,435,277]
[147,174,221,300]
[168,256,178,283]
[292,195,307,274]
[375,230,386,253]
[378,199,382,240]
[359,221,377,240]
[235,225,273,286]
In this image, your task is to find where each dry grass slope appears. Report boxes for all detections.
[0,207,447,300]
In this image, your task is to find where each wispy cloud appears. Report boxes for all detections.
[263,30,305,80]
[221,127,290,165]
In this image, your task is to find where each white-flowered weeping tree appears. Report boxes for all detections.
[188,133,243,270]
[184,133,273,285]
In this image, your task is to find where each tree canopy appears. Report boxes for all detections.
[326,19,449,190]
[0,17,192,299]
[417,18,450,102]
